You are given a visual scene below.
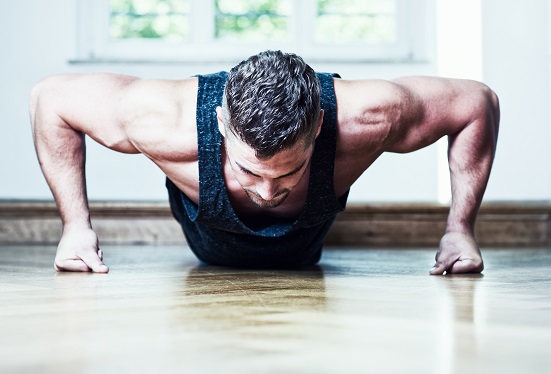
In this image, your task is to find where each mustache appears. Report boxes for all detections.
[244,189,290,208]
[246,189,289,200]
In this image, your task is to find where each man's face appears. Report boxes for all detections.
[224,135,313,209]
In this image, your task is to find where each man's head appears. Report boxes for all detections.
[217,51,324,209]
[219,50,323,160]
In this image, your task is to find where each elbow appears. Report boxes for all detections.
[472,82,500,141]
[489,88,500,127]
[29,75,67,127]
[29,79,46,125]
[484,85,500,141]
[29,76,54,122]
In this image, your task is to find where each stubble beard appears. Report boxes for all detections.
[244,188,290,208]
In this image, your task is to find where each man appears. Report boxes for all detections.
[29,50,499,274]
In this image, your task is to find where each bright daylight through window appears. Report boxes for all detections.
[77,0,424,62]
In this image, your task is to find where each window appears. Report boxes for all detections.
[76,0,427,62]
[110,0,191,41]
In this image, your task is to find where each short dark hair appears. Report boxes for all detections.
[222,50,321,159]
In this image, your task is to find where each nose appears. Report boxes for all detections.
[256,179,279,200]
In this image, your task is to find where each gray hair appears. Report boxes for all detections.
[222,50,321,159]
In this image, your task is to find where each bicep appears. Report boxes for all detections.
[384,77,492,154]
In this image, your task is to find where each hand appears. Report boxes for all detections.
[54,227,109,273]
[429,231,484,275]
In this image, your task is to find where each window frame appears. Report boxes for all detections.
[75,0,428,63]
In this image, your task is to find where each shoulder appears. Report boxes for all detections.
[118,77,198,124]
[333,78,416,152]
[334,78,413,123]
[119,77,199,161]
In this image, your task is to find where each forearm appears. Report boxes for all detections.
[446,89,500,234]
[30,86,91,230]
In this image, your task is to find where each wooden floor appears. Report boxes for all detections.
[1,245,550,374]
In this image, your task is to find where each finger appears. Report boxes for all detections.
[55,259,91,272]
[78,251,109,273]
[430,254,456,275]
[429,262,446,275]
[98,249,103,261]
[447,258,484,274]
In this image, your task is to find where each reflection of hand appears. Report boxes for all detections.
[430,232,484,275]
[54,227,109,273]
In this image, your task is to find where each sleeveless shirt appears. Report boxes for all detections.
[166,71,349,268]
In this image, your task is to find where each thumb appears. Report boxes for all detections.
[429,252,458,275]
[79,250,109,273]
[429,261,447,275]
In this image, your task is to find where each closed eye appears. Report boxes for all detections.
[275,167,302,179]
[241,168,260,177]
[235,160,306,179]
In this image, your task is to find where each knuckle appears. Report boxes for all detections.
[54,260,64,271]
[473,258,484,272]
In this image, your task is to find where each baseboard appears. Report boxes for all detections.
[1,200,550,246]
[325,202,551,247]
[0,201,184,245]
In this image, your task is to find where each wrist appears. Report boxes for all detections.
[63,221,93,233]
[444,222,475,236]
[57,200,92,232]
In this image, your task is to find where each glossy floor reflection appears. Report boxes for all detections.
[0,245,550,374]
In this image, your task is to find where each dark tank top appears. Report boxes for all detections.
[166,71,349,268]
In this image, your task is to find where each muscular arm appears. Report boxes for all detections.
[337,76,499,274]
[30,73,141,272]
[31,73,196,272]
[388,77,499,274]
[30,73,140,272]
[30,74,139,219]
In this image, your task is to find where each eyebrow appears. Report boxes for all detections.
[235,160,307,179]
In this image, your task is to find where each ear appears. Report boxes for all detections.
[216,106,226,138]
[315,110,324,139]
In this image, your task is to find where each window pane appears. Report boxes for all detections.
[215,0,291,42]
[316,0,397,44]
[109,0,190,41]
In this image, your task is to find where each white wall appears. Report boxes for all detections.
[0,0,549,203]
[481,0,550,201]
